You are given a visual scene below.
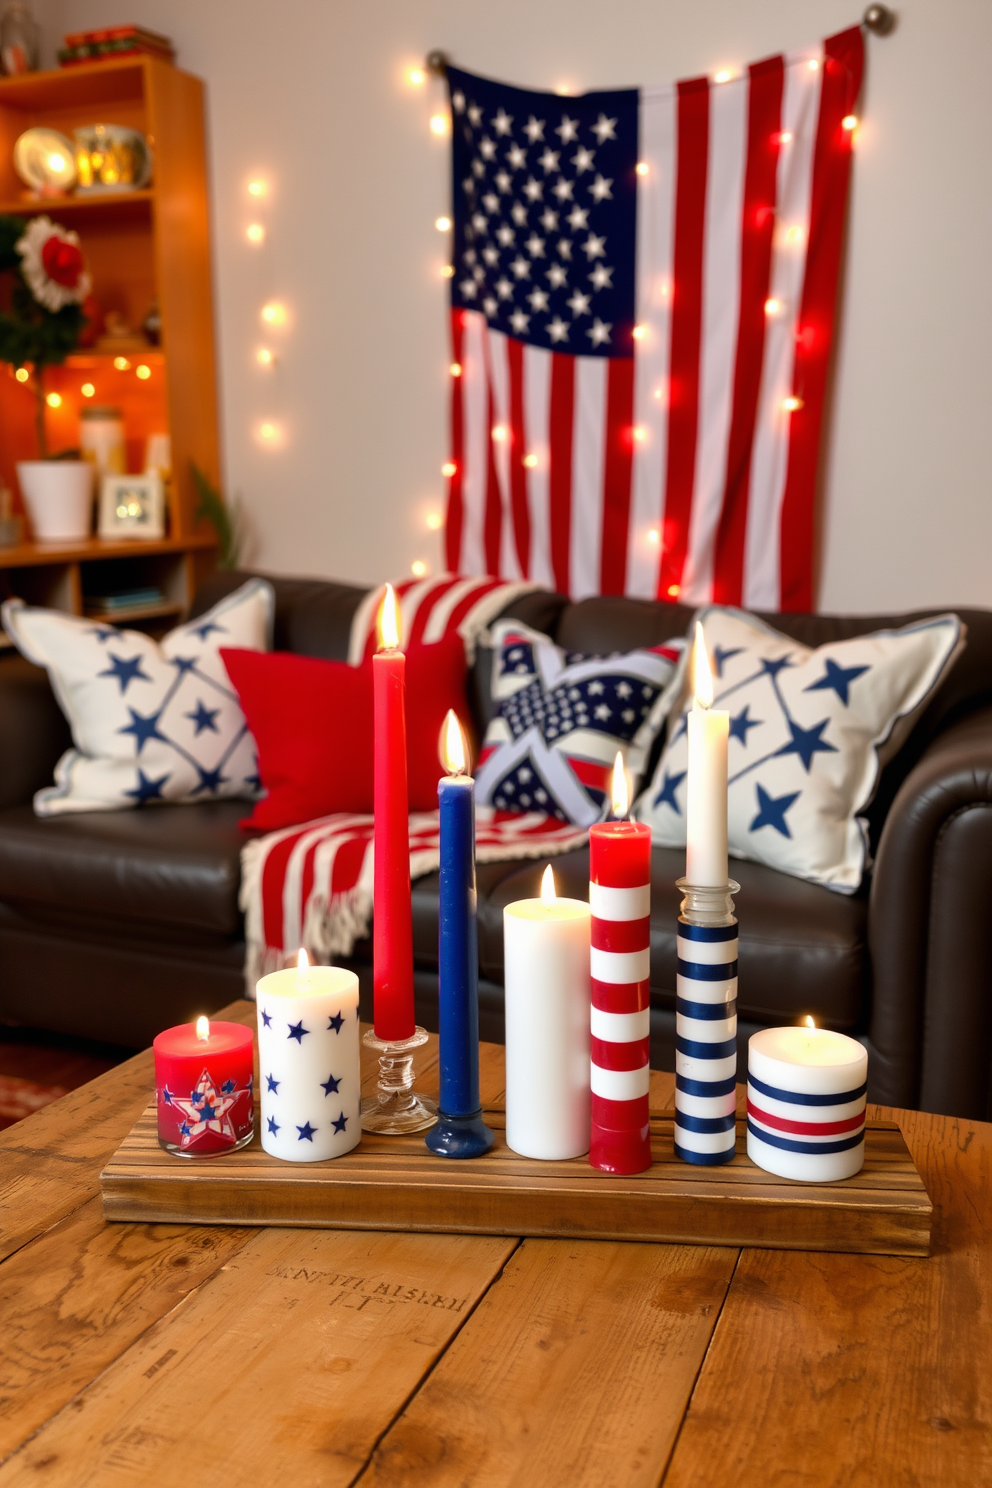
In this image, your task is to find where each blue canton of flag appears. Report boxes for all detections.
[448,66,638,357]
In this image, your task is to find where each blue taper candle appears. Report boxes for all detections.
[425,712,494,1159]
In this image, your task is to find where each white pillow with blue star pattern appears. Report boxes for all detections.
[635,606,964,892]
[2,579,273,816]
[474,619,686,827]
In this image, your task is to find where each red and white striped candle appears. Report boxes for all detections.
[588,763,653,1174]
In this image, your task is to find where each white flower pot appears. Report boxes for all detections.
[17,461,93,542]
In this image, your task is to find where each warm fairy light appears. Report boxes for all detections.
[632,425,646,443]
[635,161,649,176]
[611,751,629,819]
[426,511,443,530]
[196,1015,210,1041]
[554,83,573,97]
[440,265,455,278]
[713,69,733,84]
[491,424,507,443]
[411,559,428,578]
[246,223,265,244]
[522,453,538,468]
[808,58,820,71]
[442,460,457,477]
[261,301,286,326]
[248,179,267,197]
[378,583,401,650]
[632,324,646,341]
[257,420,282,445]
[764,298,783,316]
[441,707,468,774]
[692,621,714,709]
[667,583,680,598]
[407,66,426,87]
[429,112,450,137]
[842,115,858,132]
[647,527,660,545]
[256,347,274,366]
[782,395,804,412]
[450,362,462,377]
[48,152,66,172]
[81,382,95,397]
[136,364,151,380]
[653,387,664,400]
[114,356,130,370]
[541,864,557,903]
[435,215,452,231]
[803,1014,816,1029]
[14,366,28,382]
[778,131,793,145]
[45,392,61,408]
[786,226,805,246]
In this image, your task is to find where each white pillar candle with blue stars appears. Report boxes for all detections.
[256,954,361,1162]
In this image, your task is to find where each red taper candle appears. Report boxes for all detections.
[373,584,416,1042]
[588,755,653,1174]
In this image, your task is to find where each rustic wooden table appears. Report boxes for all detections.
[0,999,988,1486]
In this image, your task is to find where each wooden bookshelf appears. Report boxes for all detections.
[0,56,219,623]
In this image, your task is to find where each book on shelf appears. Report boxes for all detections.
[85,587,165,615]
[59,25,175,66]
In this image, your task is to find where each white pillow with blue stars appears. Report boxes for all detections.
[635,606,964,892]
[2,579,273,816]
[474,619,686,827]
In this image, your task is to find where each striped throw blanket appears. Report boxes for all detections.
[240,573,586,983]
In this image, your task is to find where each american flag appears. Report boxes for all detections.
[443,27,863,610]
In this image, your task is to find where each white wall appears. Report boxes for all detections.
[36,0,992,612]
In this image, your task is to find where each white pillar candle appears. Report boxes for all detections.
[747,1022,868,1182]
[686,623,729,888]
[503,867,591,1160]
[256,955,361,1162]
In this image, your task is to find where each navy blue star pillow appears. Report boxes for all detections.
[636,606,964,891]
[2,579,273,816]
[474,620,686,827]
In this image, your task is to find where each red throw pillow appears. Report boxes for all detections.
[222,632,471,831]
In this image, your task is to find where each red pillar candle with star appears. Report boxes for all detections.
[154,1017,254,1156]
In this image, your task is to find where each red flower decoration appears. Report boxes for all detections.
[41,234,84,288]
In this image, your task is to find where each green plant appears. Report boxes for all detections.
[0,214,89,457]
[192,462,245,569]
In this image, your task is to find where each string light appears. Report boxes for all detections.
[407,66,426,87]
[81,382,95,397]
[450,362,462,377]
[257,420,282,445]
[764,298,783,316]
[429,113,450,137]
[667,584,680,598]
[554,83,573,96]
[411,560,428,577]
[256,347,274,366]
[808,58,820,71]
[14,366,28,382]
[442,460,457,477]
[522,453,538,468]
[45,391,61,408]
[113,356,130,370]
[440,265,454,278]
[632,425,647,443]
[426,512,443,530]
[136,364,151,380]
[842,115,858,132]
[246,223,265,244]
[491,424,507,443]
[435,215,452,232]
[713,69,734,84]
[248,179,267,197]
[647,527,660,545]
[786,226,805,246]
[261,301,286,326]
[632,324,647,341]
[782,395,804,412]
[653,386,664,401]
[777,131,793,145]
[635,162,649,176]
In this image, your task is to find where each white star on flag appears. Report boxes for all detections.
[590,174,613,202]
[524,115,545,142]
[556,115,579,143]
[547,316,570,342]
[587,317,612,345]
[591,113,618,142]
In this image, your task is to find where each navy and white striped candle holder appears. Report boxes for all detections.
[673,877,739,1166]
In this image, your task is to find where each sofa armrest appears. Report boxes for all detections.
[0,654,71,810]
[869,705,992,1117]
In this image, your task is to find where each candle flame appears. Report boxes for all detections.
[195,1016,210,1041]
[377,584,401,650]
[692,621,714,709]
[440,708,468,774]
[611,751,629,818]
[540,864,557,904]
[297,948,310,971]
[803,1015,816,1029]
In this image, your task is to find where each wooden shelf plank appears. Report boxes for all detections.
[0,189,153,215]
[0,534,215,570]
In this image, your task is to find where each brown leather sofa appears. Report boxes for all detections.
[2,570,991,1121]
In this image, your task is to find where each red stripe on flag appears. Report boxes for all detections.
[747,1101,865,1137]
[439,576,506,635]
[565,756,611,793]
[779,26,863,610]
[712,55,784,605]
[483,331,503,576]
[599,357,636,595]
[507,337,530,577]
[405,576,462,647]
[445,309,465,573]
[658,76,710,602]
[548,351,575,594]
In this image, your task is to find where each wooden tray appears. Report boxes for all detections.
[101,1102,932,1257]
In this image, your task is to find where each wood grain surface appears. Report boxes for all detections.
[0,998,987,1487]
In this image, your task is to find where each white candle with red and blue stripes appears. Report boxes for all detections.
[747,1024,867,1182]
[674,895,738,1165]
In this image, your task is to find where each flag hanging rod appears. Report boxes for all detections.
[424,8,895,77]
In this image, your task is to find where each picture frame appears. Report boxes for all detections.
[98,472,165,540]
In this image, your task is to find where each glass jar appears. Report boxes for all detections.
[80,405,126,480]
[0,1,39,76]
